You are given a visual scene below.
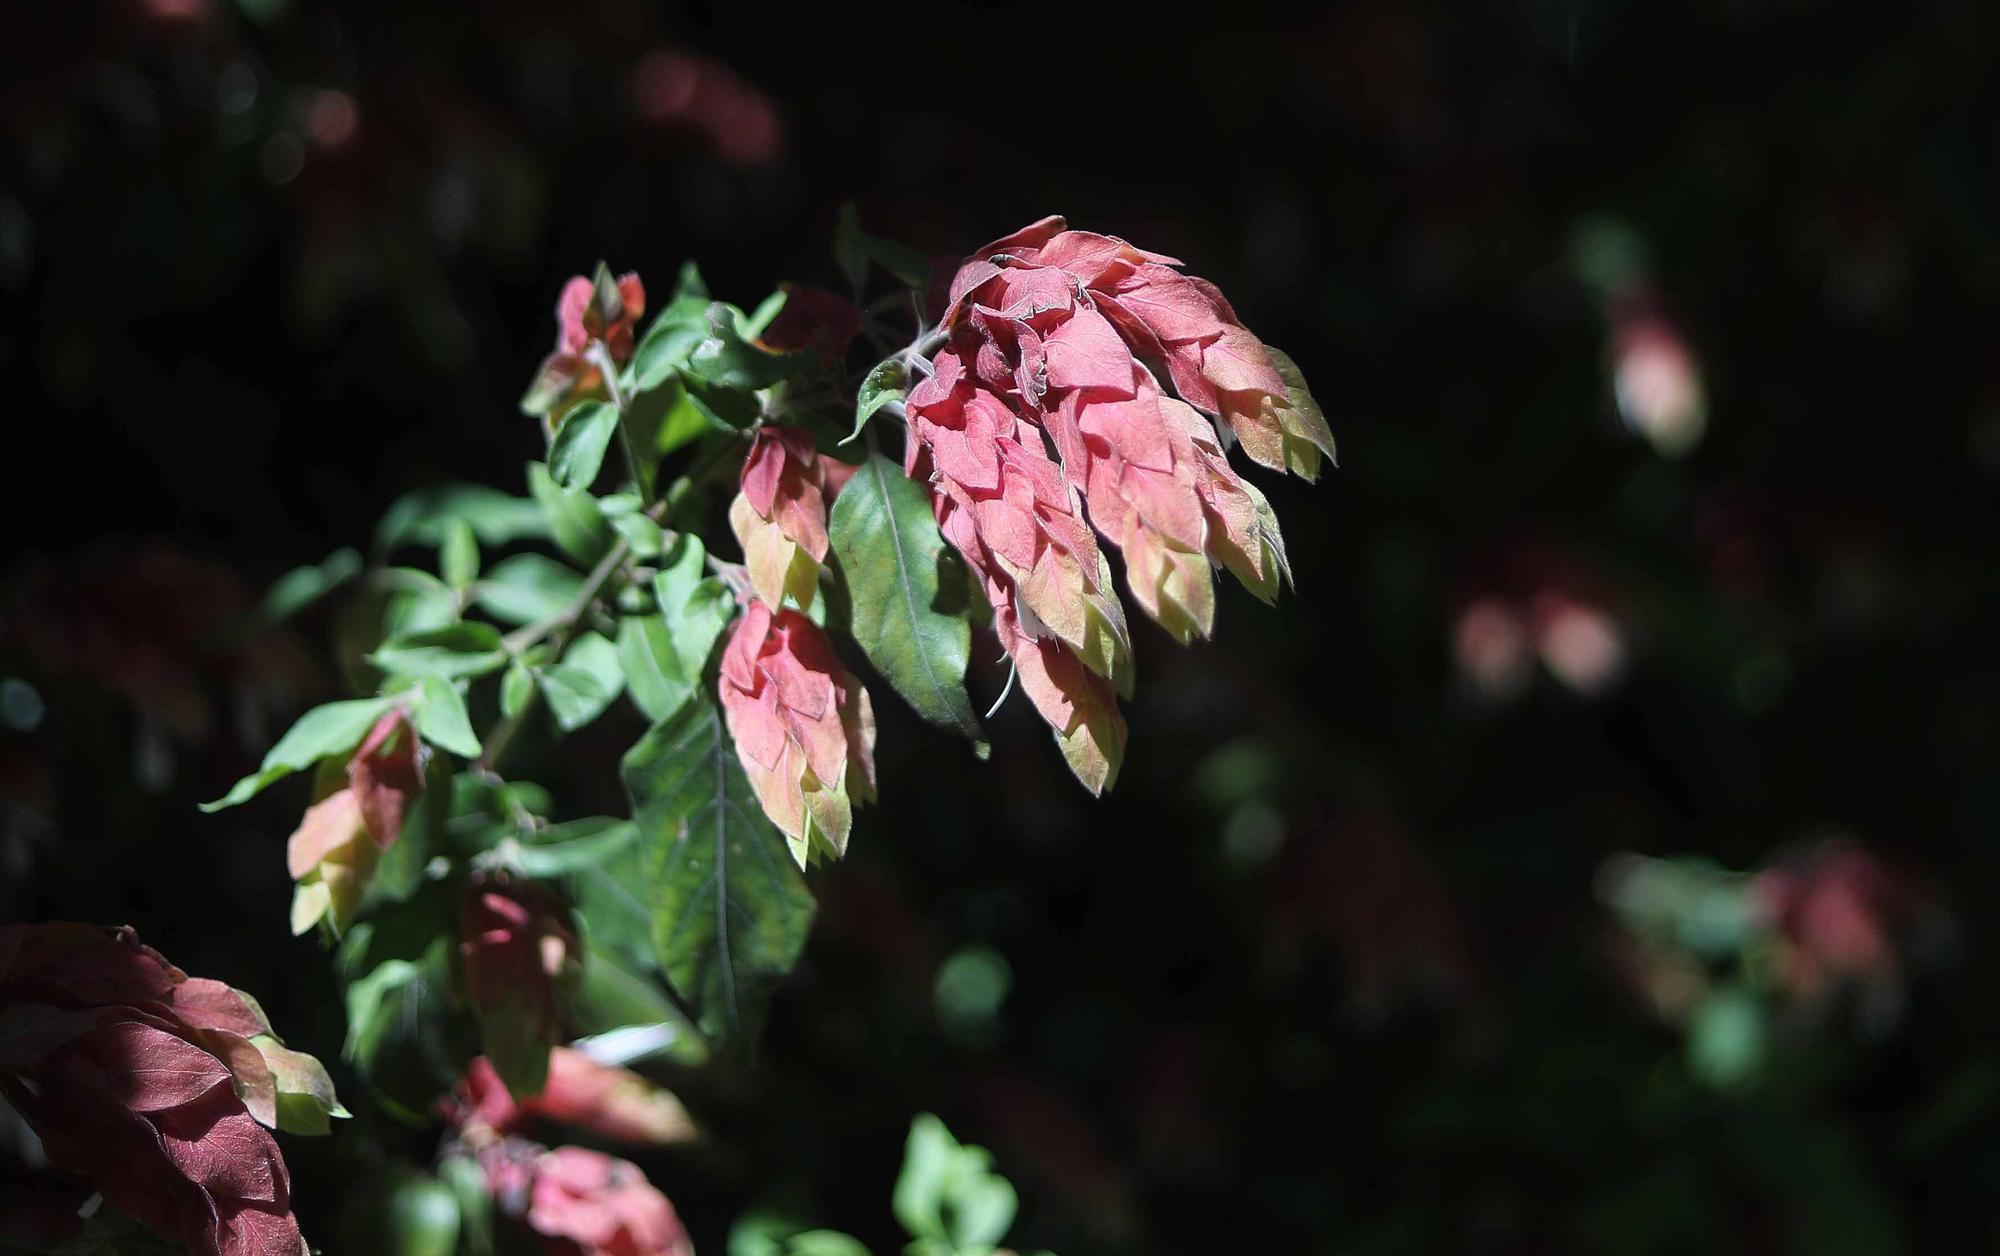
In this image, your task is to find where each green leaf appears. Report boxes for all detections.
[254,1035,350,1136]
[1688,984,1767,1089]
[501,661,535,720]
[893,1114,1018,1252]
[473,553,584,626]
[654,381,725,455]
[370,623,508,680]
[620,701,816,1042]
[564,948,707,1067]
[439,520,480,589]
[611,511,667,558]
[618,537,732,723]
[617,615,693,724]
[514,818,637,876]
[847,356,907,443]
[257,548,363,625]
[413,677,481,758]
[688,302,810,391]
[202,694,400,810]
[437,1155,496,1256]
[549,400,619,490]
[865,234,932,288]
[571,824,658,975]
[343,934,475,1122]
[343,1168,460,1256]
[538,666,612,732]
[832,202,867,296]
[528,462,615,563]
[537,631,624,731]
[790,1234,872,1256]
[376,483,550,551]
[829,453,984,746]
[741,289,788,337]
[627,264,714,393]
[381,570,459,638]
[832,203,932,288]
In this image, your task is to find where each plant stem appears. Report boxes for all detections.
[479,537,635,772]
[590,344,655,504]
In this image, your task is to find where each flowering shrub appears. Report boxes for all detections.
[11,213,1324,1250]
[905,217,1325,790]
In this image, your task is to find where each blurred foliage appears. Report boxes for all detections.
[4,1,2000,1253]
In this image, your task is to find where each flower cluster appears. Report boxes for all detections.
[0,924,334,1255]
[459,874,581,1097]
[286,708,424,935]
[522,269,647,424]
[729,425,845,612]
[517,1144,694,1256]
[448,1047,696,1147]
[718,598,877,865]
[1752,838,1928,1007]
[907,216,1327,789]
[445,1048,694,1256]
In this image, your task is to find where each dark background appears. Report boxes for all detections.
[4,1,1998,1252]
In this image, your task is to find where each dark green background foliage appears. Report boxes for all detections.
[3,2,1998,1253]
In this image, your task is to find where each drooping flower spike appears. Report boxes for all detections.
[730,424,841,612]
[717,598,876,866]
[286,707,424,936]
[459,874,581,1098]
[905,216,1324,790]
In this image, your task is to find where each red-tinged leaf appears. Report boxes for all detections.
[1199,324,1287,396]
[78,1021,232,1113]
[171,980,270,1040]
[285,789,365,880]
[0,922,184,1007]
[1110,264,1231,343]
[348,709,423,847]
[186,1025,279,1129]
[973,214,1068,260]
[155,1103,286,1207]
[1042,306,1136,394]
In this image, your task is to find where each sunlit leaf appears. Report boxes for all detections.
[369,623,507,680]
[620,701,816,1042]
[549,400,619,490]
[828,453,984,747]
[474,553,585,626]
[688,301,811,391]
[414,676,481,758]
[377,483,550,551]
[846,356,906,443]
[257,548,362,626]
[528,462,615,563]
[202,694,401,810]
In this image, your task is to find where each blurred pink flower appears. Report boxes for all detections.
[526,1145,693,1256]
[630,48,783,169]
[1610,305,1706,457]
[459,875,580,1093]
[1753,838,1923,1004]
[449,1048,694,1148]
